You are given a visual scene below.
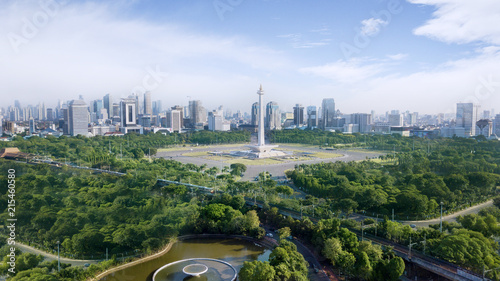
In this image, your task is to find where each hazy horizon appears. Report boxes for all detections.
[1,0,499,115]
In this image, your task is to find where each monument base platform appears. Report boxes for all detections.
[241,145,287,158]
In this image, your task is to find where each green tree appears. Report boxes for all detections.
[239,260,275,281]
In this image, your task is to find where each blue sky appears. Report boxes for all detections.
[1,0,500,115]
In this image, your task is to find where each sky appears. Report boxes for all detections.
[1,0,500,115]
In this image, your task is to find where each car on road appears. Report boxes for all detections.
[266,233,273,238]
[410,224,416,228]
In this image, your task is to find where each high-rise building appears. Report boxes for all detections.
[46,108,53,121]
[9,107,19,121]
[120,98,137,127]
[293,104,304,126]
[166,110,182,132]
[265,101,281,130]
[153,100,162,115]
[68,100,88,136]
[408,112,418,126]
[456,103,479,136]
[351,113,372,133]
[189,100,206,126]
[494,114,500,136]
[93,100,103,116]
[112,103,120,117]
[306,106,317,129]
[171,106,184,128]
[388,114,403,126]
[321,98,335,129]
[103,94,113,118]
[251,102,259,126]
[144,92,152,115]
[208,110,223,131]
[29,118,36,134]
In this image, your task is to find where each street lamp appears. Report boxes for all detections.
[408,236,418,260]
[57,240,60,272]
[440,202,444,233]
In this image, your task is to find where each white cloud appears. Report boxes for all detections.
[0,1,290,109]
[300,48,500,113]
[360,18,388,36]
[387,53,408,60]
[409,0,500,45]
[300,58,385,83]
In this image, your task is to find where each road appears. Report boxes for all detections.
[15,242,97,267]
[156,144,383,182]
[404,199,494,227]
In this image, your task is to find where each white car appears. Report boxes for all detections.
[266,233,273,238]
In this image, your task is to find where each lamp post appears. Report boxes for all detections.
[57,241,60,272]
[408,236,417,260]
[440,202,444,233]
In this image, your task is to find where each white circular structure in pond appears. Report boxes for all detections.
[152,258,237,281]
[182,264,208,277]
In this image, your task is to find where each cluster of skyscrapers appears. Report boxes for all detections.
[1,90,498,140]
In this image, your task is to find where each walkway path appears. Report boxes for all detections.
[15,242,96,267]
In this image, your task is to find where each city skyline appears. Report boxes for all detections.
[1,0,500,114]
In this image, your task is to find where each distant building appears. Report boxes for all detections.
[153,100,162,115]
[293,104,304,126]
[494,114,500,136]
[208,110,223,131]
[266,101,281,130]
[189,100,206,126]
[29,118,36,134]
[68,99,89,136]
[456,103,479,136]
[321,98,335,129]
[441,126,466,138]
[351,113,372,133]
[251,102,259,126]
[120,98,137,127]
[171,106,184,128]
[46,108,53,121]
[306,106,318,129]
[166,110,182,132]
[144,92,152,115]
[103,94,113,118]
[388,114,403,126]
[476,119,493,137]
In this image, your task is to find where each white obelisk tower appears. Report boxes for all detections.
[244,84,285,158]
[257,85,265,146]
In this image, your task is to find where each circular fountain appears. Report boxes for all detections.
[152,258,237,281]
[182,264,208,277]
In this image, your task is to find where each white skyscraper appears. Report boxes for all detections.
[68,100,89,136]
[456,103,479,136]
[144,92,152,115]
[321,98,335,129]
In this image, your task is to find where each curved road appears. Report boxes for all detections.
[15,242,97,267]
[156,144,382,182]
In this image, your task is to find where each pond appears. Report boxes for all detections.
[100,238,272,281]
